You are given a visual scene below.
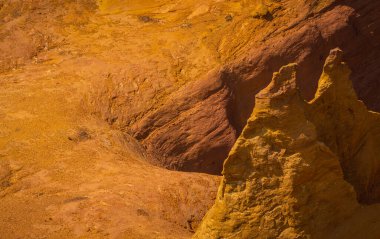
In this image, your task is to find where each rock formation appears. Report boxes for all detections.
[194,49,380,239]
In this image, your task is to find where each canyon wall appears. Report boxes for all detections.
[86,0,380,174]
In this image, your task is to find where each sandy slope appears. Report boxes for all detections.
[0,1,221,238]
[0,50,219,238]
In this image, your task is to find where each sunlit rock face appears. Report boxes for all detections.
[194,49,380,239]
[308,50,380,205]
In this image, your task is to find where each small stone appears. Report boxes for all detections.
[225,14,233,22]
[138,15,158,23]
[137,208,149,217]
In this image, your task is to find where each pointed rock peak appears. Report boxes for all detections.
[252,63,304,122]
[312,48,356,102]
[307,49,380,205]
[258,63,298,98]
[324,48,344,69]
[325,48,343,63]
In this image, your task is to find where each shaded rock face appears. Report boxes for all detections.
[86,69,237,175]
[86,0,380,174]
[194,49,380,238]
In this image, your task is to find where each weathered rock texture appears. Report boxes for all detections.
[194,49,380,239]
[309,50,380,204]
[86,0,380,174]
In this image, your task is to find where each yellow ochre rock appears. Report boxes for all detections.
[194,49,380,239]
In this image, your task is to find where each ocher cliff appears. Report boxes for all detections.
[1,0,380,238]
[194,49,380,239]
